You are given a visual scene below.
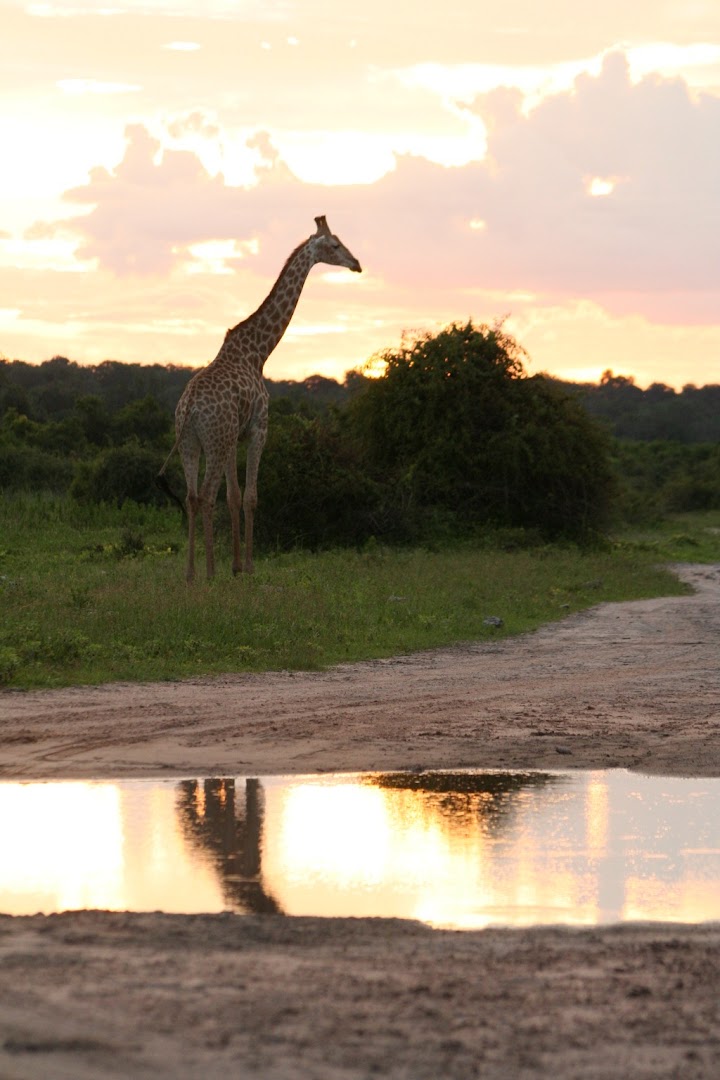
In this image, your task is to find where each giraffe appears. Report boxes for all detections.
[157,215,362,582]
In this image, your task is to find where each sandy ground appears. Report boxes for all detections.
[0,562,719,1078]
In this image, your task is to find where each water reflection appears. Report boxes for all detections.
[0,770,719,928]
[176,779,281,914]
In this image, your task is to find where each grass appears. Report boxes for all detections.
[612,509,720,563]
[1,494,718,690]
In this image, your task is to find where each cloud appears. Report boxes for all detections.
[45,125,362,277]
[54,125,232,275]
[166,111,221,140]
[25,0,284,17]
[461,52,720,307]
[43,53,720,325]
[56,79,141,95]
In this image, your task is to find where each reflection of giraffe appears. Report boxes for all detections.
[176,778,281,914]
[158,216,362,581]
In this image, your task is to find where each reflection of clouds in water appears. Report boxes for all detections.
[261,771,580,927]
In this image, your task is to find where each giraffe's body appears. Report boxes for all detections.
[159,216,361,581]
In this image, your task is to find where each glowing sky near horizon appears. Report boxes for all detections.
[1,0,719,388]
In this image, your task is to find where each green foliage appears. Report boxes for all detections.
[614,511,720,563]
[0,646,20,686]
[1,407,87,456]
[113,395,173,447]
[0,364,180,503]
[349,321,614,543]
[0,356,192,420]
[0,440,74,493]
[250,409,380,550]
[2,338,717,548]
[75,395,112,447]
[71,443,170,507]
[612,441,720,523]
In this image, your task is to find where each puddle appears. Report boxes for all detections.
[1,770,719,928]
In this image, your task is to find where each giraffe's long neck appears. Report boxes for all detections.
[242,241,316,366]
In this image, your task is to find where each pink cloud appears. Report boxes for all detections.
[43,53,720,325]
[466,53,720,303]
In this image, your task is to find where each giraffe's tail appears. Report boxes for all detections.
[156,470,186,519]
[156,445,187,519]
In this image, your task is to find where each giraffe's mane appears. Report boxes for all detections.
[225,237,311,337]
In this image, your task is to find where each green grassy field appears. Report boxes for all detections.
[1,495,718,690]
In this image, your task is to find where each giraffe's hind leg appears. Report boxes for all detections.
[242,425,267,575]
[225,457,243,576]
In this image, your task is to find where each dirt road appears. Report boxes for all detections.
[0,563,719,1078]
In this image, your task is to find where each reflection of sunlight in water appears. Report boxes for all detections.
[586,775,609,855]
[261,772,720,928]
[266,782,483,920]
[0,783,123,912]
[0,782,224,915]
[274,784,391,885]
[0,771,719,927]
[119,785,224,913]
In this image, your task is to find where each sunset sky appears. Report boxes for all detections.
[1,0,719,388]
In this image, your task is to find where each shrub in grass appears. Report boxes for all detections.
[0,441,74,493]
[71,443,170,507]
[0,646,19,685]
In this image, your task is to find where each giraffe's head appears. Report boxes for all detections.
[309,215,362,273]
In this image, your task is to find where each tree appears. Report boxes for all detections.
[76,395,112,447]
[349,321,614,542]
[113,395,173,447]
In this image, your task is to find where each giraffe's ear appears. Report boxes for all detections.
[314,215,331,236]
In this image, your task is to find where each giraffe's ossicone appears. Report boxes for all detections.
[158,216,362,582]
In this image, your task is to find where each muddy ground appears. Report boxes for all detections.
[0,563,718,1078]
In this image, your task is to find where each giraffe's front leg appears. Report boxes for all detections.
[199,462,224,581]
[186,493,199,583]
[178,436,202,585]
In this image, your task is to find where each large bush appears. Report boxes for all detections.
[349,321,614,542]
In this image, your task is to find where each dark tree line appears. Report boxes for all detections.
[2,355,718,443]
[1,331,718,546]
[555,371,720,444]
[0,355,365,423]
